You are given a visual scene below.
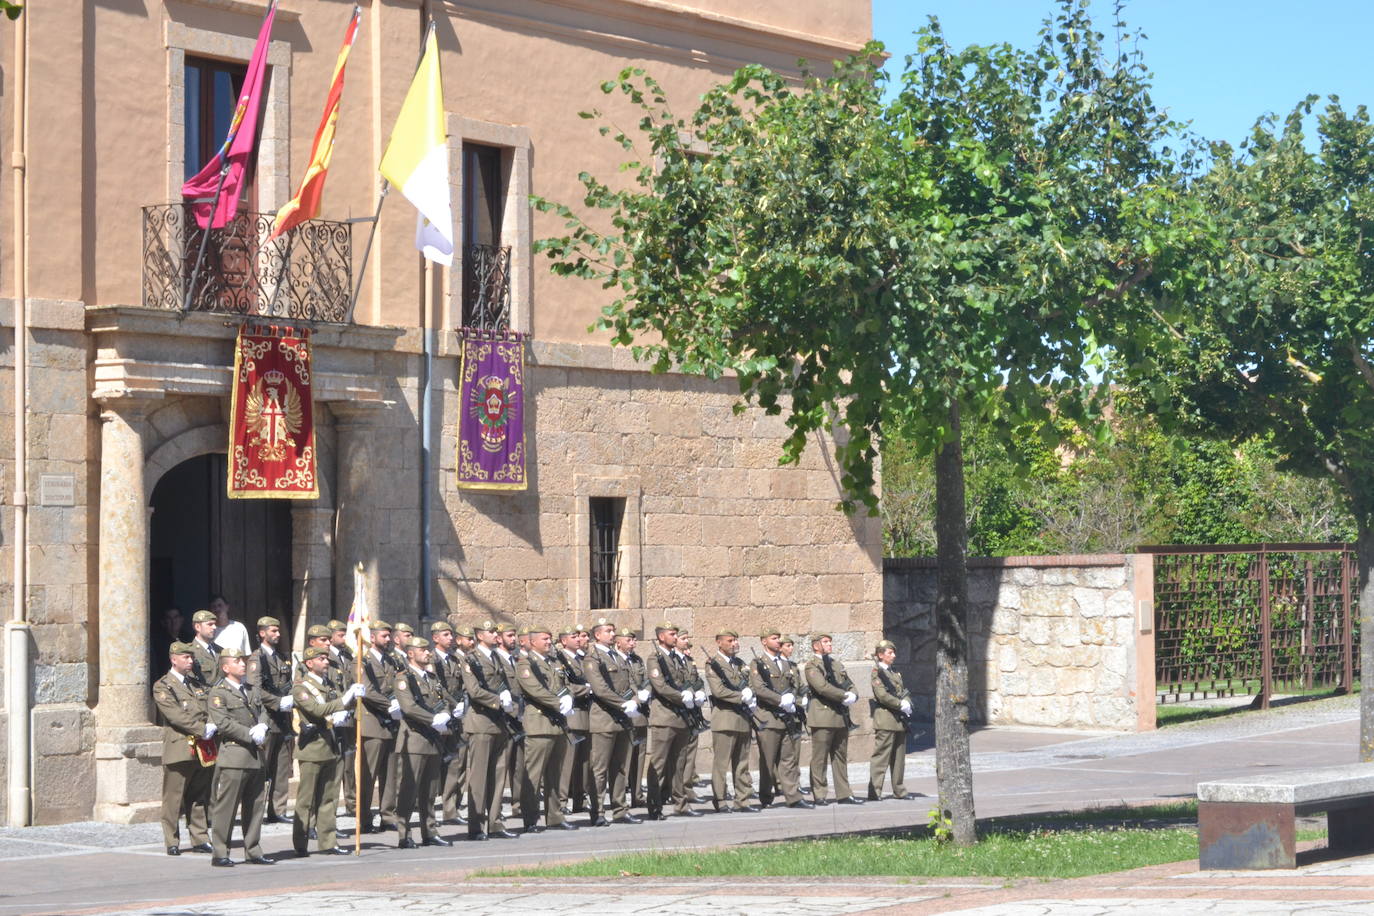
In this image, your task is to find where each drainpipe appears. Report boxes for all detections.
[8,2,31,828]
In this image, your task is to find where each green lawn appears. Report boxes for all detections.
[479,803,1270,879]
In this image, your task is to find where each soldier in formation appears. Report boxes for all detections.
[157,612,915,861]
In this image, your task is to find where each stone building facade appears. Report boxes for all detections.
[0,0,877,824]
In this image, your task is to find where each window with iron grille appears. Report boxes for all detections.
[589,497,625,610]
[462,143,511,331]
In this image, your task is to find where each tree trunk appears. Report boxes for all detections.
[1359,522,1374,761]
[933,399,977,846]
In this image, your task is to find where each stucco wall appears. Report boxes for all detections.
[884,555,1155,732]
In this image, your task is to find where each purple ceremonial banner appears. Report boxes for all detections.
[456,329,527,491]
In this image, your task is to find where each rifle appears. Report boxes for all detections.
[706,654,766,734]
[875,666,918,733]
[819,655,859,733]
[750,649,804,739]
[525,654,585,745]
[654,648,709,734]
[592,652,643,746]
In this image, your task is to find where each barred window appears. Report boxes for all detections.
[589,497,626,610]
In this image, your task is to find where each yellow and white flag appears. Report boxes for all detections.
[379,29,453,265]
[344,562,372,651]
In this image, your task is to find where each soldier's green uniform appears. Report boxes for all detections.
[246,616,294,820]
[358,622,401,831]
[207,649,273,865]
[585,621,638,824]
[462,621,515,838]
[394,638,451,847]
[516,635,574,830]
[674,639,706,809]
[292,646,355,854]
[705,632,755,812]
[431,620,468,823]
[752,628,806,808]
[618,628,650,809]
[645,623,699,818]
[804,633,859,804]
[555,628,593,812]
[496,637,526,822]
[869,640,910,800]
[153,643,214,854]
[189,609,220,686]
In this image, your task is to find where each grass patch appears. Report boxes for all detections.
[481,803,1217,879]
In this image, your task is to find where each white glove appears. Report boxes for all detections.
[900,699,912,715]
[344,683,365,704]
[781,692,797,714]
[800,695,811,709]
[558,694,574,716]
[499,689,514,712]
[202,722,217,740]
[433,720,450,734]
[278,694,294,711]
[388,698,403,720]
[330,710,351,727]
[249,723,268,745]
[694,689,707,705]
[454,701,467,718]
[432,711,451,729]
[681,689,696,708]
[746,697,758,710]
[637,687,651,703]
[620,700,639,716]
[842,691,857,707]
[740,686,755,703]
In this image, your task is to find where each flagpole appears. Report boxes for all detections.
[181,163,233,313]
[354,623,364,856]
[345,181,387,324]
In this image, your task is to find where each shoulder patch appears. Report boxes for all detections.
[396,679,407,690]
[520,669,531,678]
[649,667,659,678]
[212,695,224,707]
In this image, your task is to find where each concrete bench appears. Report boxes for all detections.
[1197,764,1374,869]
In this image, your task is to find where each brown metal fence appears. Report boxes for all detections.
[1144,544,1358,708]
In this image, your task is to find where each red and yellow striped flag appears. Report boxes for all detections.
[270,7,362,240]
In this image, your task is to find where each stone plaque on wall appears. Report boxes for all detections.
[40,474,76,507]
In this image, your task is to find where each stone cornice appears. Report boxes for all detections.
[164,0,303,23]
[92,357,389,405]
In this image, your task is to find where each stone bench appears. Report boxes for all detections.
[1197,764,1374,869]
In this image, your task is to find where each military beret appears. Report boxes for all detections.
[654,621,679,634]
[557,625,579,638]
[616,627,638,639]
[307,624,332,638]
[716,629,739,639]
[327,619,346,631]
[192,609,216,624]
[498,621,518,633]
[591,617,616,631]
[573,622,588,634]
[407,637,430,650]
[256,616,281,629]
[169,641,195,655]
[218,647,248,660]
[518,625,532,636]
[811,632,832,645]
[430,620,453,633]
[455,625,474,638]
[875,639,896,652]
[527,623,552,636]
[475,619,499,633]
[370,620,393,632]
[779,635,795,645]
[394,622,414,634]
[303,645,329,660]
[760,626,781,639]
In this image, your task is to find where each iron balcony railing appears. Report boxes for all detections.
[462,242,511,332]
[142,203,354,322]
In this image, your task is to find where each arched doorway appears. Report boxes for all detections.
[147,452,293,678]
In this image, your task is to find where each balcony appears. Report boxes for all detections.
[462,242,511,332]
[141,203,354,323]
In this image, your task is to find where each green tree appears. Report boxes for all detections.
[1131,96,1374,755]
[536,1,1187,844]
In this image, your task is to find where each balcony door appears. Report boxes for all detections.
[183,56,268,313]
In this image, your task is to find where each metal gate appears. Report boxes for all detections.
[1145,544,1358,708]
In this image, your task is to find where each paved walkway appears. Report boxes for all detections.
[8,695,1372,915]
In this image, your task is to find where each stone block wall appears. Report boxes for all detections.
[884,554,1154,732]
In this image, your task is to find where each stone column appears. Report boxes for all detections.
[93,396,163,823]
[331,403,383,623]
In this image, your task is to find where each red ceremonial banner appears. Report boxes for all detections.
[227,324,319,499]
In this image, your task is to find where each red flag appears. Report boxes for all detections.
[270,7,361,240]
[181,1,278,229]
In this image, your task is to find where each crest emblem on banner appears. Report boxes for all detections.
[456,329,527,491]
[228,324,319,499]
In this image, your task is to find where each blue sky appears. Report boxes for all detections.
[872,1,1374,147]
